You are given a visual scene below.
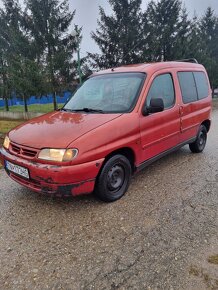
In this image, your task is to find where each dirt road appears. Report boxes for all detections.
[0,107,218,290]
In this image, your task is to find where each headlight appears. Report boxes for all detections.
[38,148,78,162]
[3,136,10,150]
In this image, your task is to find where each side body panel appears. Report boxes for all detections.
[175,68,212,142]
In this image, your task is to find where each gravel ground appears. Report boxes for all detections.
[0,107,218,290]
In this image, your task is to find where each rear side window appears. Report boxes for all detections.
[193,72,209,100]
[178,71,209,103]
[146,73,175,109]
[178,72,198,103]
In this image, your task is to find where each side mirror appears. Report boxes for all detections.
[142,98,164,116]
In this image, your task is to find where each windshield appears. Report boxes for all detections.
[63,73,146,113]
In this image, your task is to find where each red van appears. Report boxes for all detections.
[0,60,212,202]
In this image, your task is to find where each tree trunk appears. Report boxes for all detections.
[4,95,9,111]
[23,95,28,112]
[47,43,57,111]
[1,61,9,111]
[53,91,57,110]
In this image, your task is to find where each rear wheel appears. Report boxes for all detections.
[95,154,132,202]
[189,125,207,153]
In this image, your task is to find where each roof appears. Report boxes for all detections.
[93,61,205,76]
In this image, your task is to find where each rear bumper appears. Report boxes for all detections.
[0,147,104,197]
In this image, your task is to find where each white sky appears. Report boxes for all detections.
[71,0,218,56]
[1,0,218,56]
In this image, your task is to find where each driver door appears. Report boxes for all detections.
[139,72,181,163]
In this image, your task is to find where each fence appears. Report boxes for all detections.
[0,92,72,108]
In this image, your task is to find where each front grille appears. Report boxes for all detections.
[11,144,21,154]
[22,148,37,158]
[10,143,38,159]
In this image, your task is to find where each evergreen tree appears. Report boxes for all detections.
[89,0,143,69]
[0,0,46,112]
[145,0,183,61]
[25,0,77,109]
[0,8,10,111]
[185,15,205,62]
[0,0,23,111]
[173,7,191,59]
[199,7,218,95]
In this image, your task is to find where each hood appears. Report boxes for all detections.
[9,111,122,149]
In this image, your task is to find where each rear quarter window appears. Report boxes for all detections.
[193,72,209,100]
[178,71,209,104]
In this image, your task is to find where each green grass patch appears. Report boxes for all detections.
[0,103,62,113]
[0,120,24,168]
[0,120,24,135]
[208,254,218,265]
[189,265,200,277]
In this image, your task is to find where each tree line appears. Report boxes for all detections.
[0,0,218,112]
[89,0,218,95]
[0,0,79,111]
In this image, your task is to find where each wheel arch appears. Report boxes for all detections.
[101,147,136,173]
[202,119,211,132]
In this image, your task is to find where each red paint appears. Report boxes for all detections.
[0,61,212,197]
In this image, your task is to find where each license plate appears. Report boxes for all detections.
[5,161,29,179]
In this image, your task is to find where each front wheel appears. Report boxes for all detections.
[189,125,207,153]
[95,154,132,202]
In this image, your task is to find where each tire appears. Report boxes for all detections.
[189,125,207,153]
[95,154,132,202]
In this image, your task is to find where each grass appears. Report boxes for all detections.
[189,264,218,288]
[189,265,200,277]
[0,103,62,113]
[0,120,24,147]
[208,254,218,265]
[0,120,24,168]
[0,120,24,135]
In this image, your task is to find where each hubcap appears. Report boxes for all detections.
[199,131,206,148]
[107,165,125,192]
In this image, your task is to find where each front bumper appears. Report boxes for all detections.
[0,147,104,197]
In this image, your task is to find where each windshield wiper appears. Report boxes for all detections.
[61,108,72,112]
[71,108,105,113]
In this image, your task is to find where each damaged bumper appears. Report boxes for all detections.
[0,147,104,197]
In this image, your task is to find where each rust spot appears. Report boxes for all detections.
[36,176,57,184]
[58,179,95,197]
[57,185,73,196]
[41,187,56,194]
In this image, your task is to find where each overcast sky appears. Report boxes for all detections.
[71,0,218,56]
[1,0,218,56]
